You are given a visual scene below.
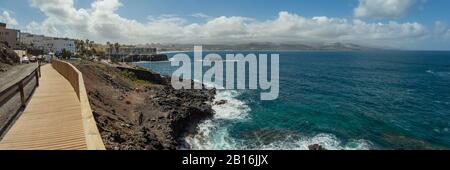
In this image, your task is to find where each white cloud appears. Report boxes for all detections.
[354,0,416,18]
[0,11,19,26]
[434,21,447,34]
[434,21,450,39]
[192,13,211,19]
[445,32,450,40]
[24,0,431,48]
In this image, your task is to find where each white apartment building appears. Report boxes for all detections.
[20,33,76,54]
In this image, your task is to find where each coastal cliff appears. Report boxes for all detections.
[72,61,215,150]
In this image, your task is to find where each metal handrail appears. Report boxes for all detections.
[0,63,41,137]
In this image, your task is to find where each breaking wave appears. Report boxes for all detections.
[185,90,372,150]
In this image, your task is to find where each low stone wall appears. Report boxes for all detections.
[51,59,106,150]
[117,54,168,62]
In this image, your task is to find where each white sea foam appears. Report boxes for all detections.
[254,134,372,150]
[185,89,250,150]
[187,125,372,150]
[185,89,373,150]
[212,90,251,120]
[426,70,450,77]
[192,79,221,89]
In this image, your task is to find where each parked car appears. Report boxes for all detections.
[43,55,51,63]
[22,56,30,64]
[30,56,37,62]
[37,55,43,61]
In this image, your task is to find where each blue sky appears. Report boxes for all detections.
[1,0,450,50]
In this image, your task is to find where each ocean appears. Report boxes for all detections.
[136,51,450,150]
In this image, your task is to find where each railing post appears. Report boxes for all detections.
[38,62,41,78]
[35,70,40,87]
[18,80,26,108]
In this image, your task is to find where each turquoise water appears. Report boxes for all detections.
[136,51,450,150]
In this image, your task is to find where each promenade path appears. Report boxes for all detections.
[0,63,104,150]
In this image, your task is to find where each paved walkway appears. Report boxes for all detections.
[0,65,88,150]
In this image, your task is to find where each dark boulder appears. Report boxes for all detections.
[214,100,227,105]
[308,144,327,150]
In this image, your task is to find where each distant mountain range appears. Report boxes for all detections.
[156,42,378,52]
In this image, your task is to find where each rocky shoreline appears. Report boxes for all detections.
[72,60,215,150]
[71,60,330,150]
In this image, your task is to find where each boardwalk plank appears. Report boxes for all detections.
[0,65,88,150]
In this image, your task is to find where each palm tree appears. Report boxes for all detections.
[114,42,120,53]
[106,41,111,54]
[75,40,83,56]
[88,41,94,50]
[75,40,87,57]
[92,48,97,57]
[85,39,94,51]
[61,48,71,59]
[107,41,113,61]
[114,42,121,62]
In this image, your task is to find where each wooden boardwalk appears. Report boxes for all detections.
[0,64,102,150]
